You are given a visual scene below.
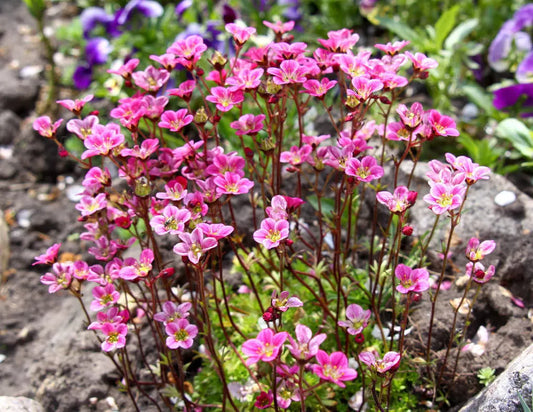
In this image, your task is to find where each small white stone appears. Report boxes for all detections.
[65,185,85,202]
[494,190,516,206]
[0,354,6,363]
[19,65,43,79]
[17,210,32,228]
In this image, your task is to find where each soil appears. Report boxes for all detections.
[0,1,532,411]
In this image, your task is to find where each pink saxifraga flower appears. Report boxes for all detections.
[67,115,99,140]
[312,350,358,388]
[350,77,383,101]
[159,109,194,132]
[267,60,307,85]
[376,186,417,214]
[287,324,327,361]
[225,23,256,45]
[338,303,371,335]
[263,20,294,34]
[375,40,410,56]
[423,183,466,215]
[301,78,337,98]
[173,227,218,264]
[280,145,312,166]
[33,116,63,139]
[466,262,496,284]
[395,264,430,294]
[254,390,274,409]
[118,248,154,281]
[444,153,491,184]
[90,283,120,311]
[81,123,125,159]
[253,218,290,249]
[154,301,192,324]
[345,155,384,182]
[405,51,439,72]
[206,87,244,112]
[131,66,169,92]
[57,94,93,115]
[466,238,496,262]
[214,172,254,196]
[150,205,191,235]
[40,262,73,293]
[75,193,107,217]
[427,110,460,137]
[165,319,198,349]
[241,328,289,365]
[230,114,265,135]
[33,243,61,266]
[266,195,288,221]
[271,290,303,312]
[120,138,159,159]
[358,350,401,375]
[100,322,128,352]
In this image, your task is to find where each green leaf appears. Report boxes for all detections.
[444,18,478,50]
[462,83,498,117]
[375,17,423,45]
[434,4,460,49]
[496,118,533,160]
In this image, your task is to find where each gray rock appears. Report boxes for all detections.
[0,69,39,115]
[0,397,45,412]
[459,344,533,412]
[0,111,21,145]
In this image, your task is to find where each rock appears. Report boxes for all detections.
[0,111,21,145]
[459,343,533,412]
[0,69,40,115]
[0,397,45,412]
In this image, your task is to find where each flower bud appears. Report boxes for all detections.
[194,107,209,124]
[402,225,413,236]
[134,176,151,198]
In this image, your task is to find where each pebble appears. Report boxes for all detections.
[494,190,516,206]
[65,184,85,202]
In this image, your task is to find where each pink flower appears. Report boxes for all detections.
[206,87,244,112]
[82,123,125,159]
[151,205,191,235]
[376,186,417,214]
[118,249,154,281]
[156,178,188,201]
[254,391,274,409]
[88,306,128,331]
[345,156,384,182]
[120,138,159,159]
[230,114,265,135]
[426,110,459,137]
[66,115,99,140]
[312,350,358,388]
[57,94,93,115]
[213,172,254,195]
[375,40,410,55]
[107,58,139,79]
[466,262,495,284]
[149,53,179,71]
[395,264,430,294]
[358,350,400,375]
[173,227,218,264]
[82,166,111,191]
[287,324,326,361]
[405,51,439,71]
[466,238,496,262]
[263,20,294,34]
[397,102,424,129]
[196,223,234,240]
[110,98,147,130]
[444,153,490,184]
[167,35,207,69]
[100,322,127,352]
[338,303,371,335]
[241,328,289,365]
[226,68,264,91]
[280,144,312,166]
[267,60,307,85]
[266,195,288,221]
[33,116,63,139]
[423,183,465,215]
[75,193,107,216]
[154,301,192,324]
[40,262,73,293]
[33,243,61,266]
[225,23,256,45]
[159,109,194,132]
[253,218,290,249]
[131,66,169,92]
[168,80,196,101]
[90,283,120,311]
[271,290,303,312]
[318,29,359,53]
[350,77,383,101]
[301,78,337,98]
[165,319,198,349]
